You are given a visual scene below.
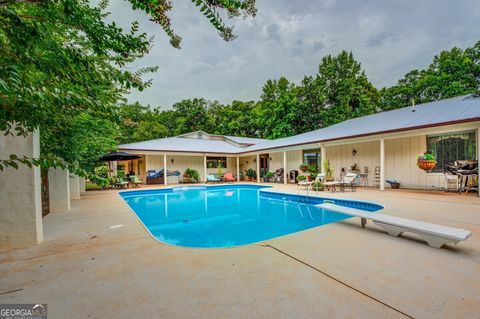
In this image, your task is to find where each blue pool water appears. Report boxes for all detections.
[120,185,382,248]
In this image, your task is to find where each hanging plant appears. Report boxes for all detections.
[417,153,437,171]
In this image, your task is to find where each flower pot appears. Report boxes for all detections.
[390,182,400,189]
[417,159,436,171]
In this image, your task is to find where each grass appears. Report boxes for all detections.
[86,182,102,191]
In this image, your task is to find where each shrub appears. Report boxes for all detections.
[246,168,257,179]
[311,181,324,191]
[184,168,200,182]
[296,175,306,182]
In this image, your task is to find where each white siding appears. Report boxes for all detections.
[325,136,450,190]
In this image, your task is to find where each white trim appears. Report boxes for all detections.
[163,154,167,186]
[380,139,385,191]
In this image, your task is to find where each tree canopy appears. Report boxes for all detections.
[0,0,257,172]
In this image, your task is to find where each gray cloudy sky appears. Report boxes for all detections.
[104,0,480,108]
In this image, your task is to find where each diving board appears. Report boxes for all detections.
[316,203,472,248]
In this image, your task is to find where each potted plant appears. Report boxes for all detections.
[308,165,318,179]
[184,168,200,183]
[323,160,334,182]
[296,175,306,183]
[263,171,275,182]
[217,163,224,179]
[417,153,436,171]
[299,164,309,173]
[245,168,256,181]
[386,179,400,189]
[311,181,324,191]
[350,163,359,172]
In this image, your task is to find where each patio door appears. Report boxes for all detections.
[260,154,269,177]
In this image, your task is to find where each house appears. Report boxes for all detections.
[118,94,480,192]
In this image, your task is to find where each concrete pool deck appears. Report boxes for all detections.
[1,184,479,318]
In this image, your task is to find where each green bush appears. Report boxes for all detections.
[311,181,324,191]
[184,168,200,182]
[296,175,306,182]
[245,168,257,179]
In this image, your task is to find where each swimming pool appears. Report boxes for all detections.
[120,185,383,248]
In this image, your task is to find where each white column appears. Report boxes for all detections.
[256,154,260,183]
[477,128,480,197]
[236,156,240,182]
[0,128,43,249]
[69,174,80,199]
[283,150,288,184]
[112,161,117,176]
[163,154,167,186]
[203,154,207,183]
[380,139,385,191]
[321,145,326,174]
[79,177,86,194]
[49,167,71,211]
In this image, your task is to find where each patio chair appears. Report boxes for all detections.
[206,174,221,183]
[224,172,235,182]
[274,168,284,183]
[129,175,143,188]
[323,173,358,192]
[113,176,128,189]
[341,173,359,192]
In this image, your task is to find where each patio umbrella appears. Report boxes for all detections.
[99,151,141,162]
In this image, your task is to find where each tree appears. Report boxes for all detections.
[172,98,213,135]
[380,41,480,110]
[255,77,302,139]
[132,121,169,142]
[0,0,258,172]
[314,51,379,127]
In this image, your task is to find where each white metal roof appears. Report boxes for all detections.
[119,95,480,154]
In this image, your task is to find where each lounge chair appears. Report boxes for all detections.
[206,174,221,183]
[224,172,235,182]
[129,175,143,188]
[316,203,472,248]
[113,176,128,189]
[324,173,358,192]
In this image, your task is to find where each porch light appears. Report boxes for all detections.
[352,149,357,156]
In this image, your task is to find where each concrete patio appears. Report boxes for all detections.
[1,184,479,318]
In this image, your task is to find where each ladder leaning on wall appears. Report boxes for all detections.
[373,166,381,187]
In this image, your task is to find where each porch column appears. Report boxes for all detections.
[380,139,385,191]
[204,154,207,183]
[236,156,240,182]
[477,128,480,197]
[283,150,288,184]
[320,145,326,173]
[69,174,80,200]
[256,154,260,183]
[49,168,71,211]
[163,154,167,186]
[0,128,43,249]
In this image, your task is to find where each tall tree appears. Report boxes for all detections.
[256,77,302,139]
[380,41,480,110]
[314,51,379,127]
[0,0,257,172]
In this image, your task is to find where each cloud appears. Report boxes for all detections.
[100,0,480,108]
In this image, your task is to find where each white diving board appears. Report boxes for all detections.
[316,203,472,249]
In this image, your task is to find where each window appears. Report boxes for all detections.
[427,131,477,172]
[303,149,321,168]
[206,157,227,169]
